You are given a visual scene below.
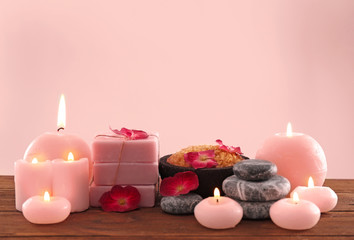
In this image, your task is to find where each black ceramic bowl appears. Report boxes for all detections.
[159,154,248,198]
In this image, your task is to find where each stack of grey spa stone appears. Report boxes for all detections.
[222,159,290,219]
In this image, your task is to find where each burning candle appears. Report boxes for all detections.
[291,177,338,212]
[194,188,243,229]
[52,152,89,212]
[256,123,327,192]
[22,191,71,224]
[14,158,53,211]
[270,192,320,230]
[23,94,92,180]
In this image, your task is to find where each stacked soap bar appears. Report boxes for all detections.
[89,134,159,207]
[222,159,290,219]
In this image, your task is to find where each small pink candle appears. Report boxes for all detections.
[194,188,243,229]
[256,123,327,192]
[270,192,320,230]
[22,191,71,224]
[291,177,338,212]
[52,152,89,212]
[14,158,52,211]
[23,94,92,180]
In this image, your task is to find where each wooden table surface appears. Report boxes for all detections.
[1,176,353,240]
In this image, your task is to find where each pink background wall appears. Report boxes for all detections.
[1,0,353,178]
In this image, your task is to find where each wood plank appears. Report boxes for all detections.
[0,176,14,189]
[324,179,354,193]
[1,188,353,212]
[1,176,354,239]
[0,209,354,238]
[1,237,354,240]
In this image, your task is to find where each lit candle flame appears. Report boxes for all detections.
[214,188,220,203]
[57,94,66,130]
[31,158,38,164]
[308,176,314,188]
[292,192,300,204]
[286,122,293,137]
[68,152,74,162]
[44,191,50,202]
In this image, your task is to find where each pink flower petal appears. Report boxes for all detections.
[199,150,215,158]
[191,158,218,169]
[184,152,200,163]
[216,139,243,155]
[110,127,148,140]
[191,160,208,169]
[205,159,218,168]
[131,130,149,140]
[216,139,223,145]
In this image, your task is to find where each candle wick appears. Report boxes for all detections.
[57,127,64,132]
[216,199,219,203]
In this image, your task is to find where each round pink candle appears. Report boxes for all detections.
[14,158,53,211]
[270,192,320,230]
[22,191,71,224]
[52,153,89,212]
[194,188,243,229]
[23,94,92,180]
[256,123,327,192]
[291,177,338,212]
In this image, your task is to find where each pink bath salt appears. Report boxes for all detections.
[92,135,159,163]
[93,162,159,185]
[89,183,156,207]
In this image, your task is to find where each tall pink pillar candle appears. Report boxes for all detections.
[24,132,92,180]
[291,177,338,212]
[270,192,320,230]
[22,192,71,224]
[52,155,89,212]
[14,158,52,211]
[23,94,92,180]
[256,123,327,192]
[194,188,243,229]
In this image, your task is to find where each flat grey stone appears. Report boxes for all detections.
[235,200,276,219]
[233,159,277,181]
[222,175,290,201]
[160,193,202,215]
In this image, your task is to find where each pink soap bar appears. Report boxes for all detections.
[93,162,158,185]
[90,183,156,207]
[93,135,159,163]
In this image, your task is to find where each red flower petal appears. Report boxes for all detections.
[131,129,149,140]
[160,171,199,196]
[174,171,199,190]
[99,185,141,212]
[216,139,243,155]
[99,192,117,212]
[110,127,149,140]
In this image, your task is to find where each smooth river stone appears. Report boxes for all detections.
[223,175,290,201]
[160,193,202,215]
[233,159,277,181]
[236,200,276,219]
